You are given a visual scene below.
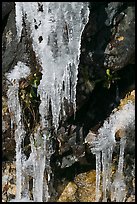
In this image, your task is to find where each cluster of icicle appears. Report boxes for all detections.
[90,101,135,202]
[15,2,90,130]
[6,2,90,202]
[6,62,47,202]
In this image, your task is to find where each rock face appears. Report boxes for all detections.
[2,2,14,20]
[104,4,135,70]
[58,170,97,202]
[2,2,135,202]
[81,2,135,71]
[76,2,135,107]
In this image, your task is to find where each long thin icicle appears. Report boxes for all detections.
[6,61,30,200]
[95,152,101,202]
[30,128,47,202]
[118,136,126,175]
[111,136,126,202]
[102,149,108,202]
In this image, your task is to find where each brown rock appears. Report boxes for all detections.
[57,182,77,202]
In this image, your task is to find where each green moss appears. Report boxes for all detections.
[81,66,121,93]
[103,68,120,89]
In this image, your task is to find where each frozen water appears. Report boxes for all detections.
[95,152,101,202]
[111,136,126,202]
[15,2,90,130]
[30,128,47,202]
[7,3,90,202]
[90,102,135,201]
[6,62,30,200]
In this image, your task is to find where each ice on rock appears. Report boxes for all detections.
[90,102,135,201]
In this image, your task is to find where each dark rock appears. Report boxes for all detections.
[2,2,14,20]
[2,9,28,74]
[76,2,135,109]
[2,2,15,33]
[82,2,135,72]
[104,5,135,70]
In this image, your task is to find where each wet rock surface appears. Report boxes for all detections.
[2,2,15,20]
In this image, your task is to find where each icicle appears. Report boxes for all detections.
[21,153,30,201]
[101,145,114,202]
[7,81,23,200]
[95,152,101,202]
[118,136,126,174]
[111,136,126,202]
[6,61,30,200]
[29,128,47,202]
[102,149,108,202]
[15,2,24,41]
[107,146,114,193]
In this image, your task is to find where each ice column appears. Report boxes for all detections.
[6,61,30,200]
[95,152,101,202]
[111,136,126,202]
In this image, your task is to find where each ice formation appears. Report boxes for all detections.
[5,2,135,202]
[6,62,30,201]
[6,62,48,202]
[6,2,90,202]
[90,101,135,202]
[111,136,127,202]
[15,2,90,130]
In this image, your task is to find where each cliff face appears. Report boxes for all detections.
[2,2,135,202]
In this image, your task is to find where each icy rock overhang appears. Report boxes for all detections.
[85,101,135,152]
[85,101,135,202]
[15,2,90,130]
